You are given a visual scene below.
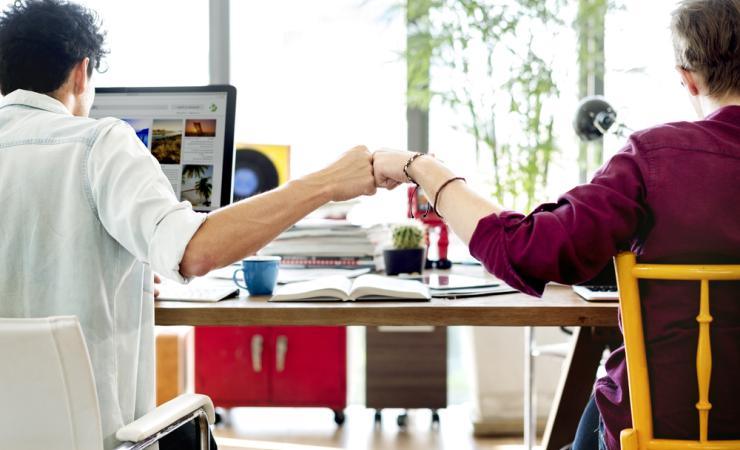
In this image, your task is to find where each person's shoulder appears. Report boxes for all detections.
[626,118,724,154]
[50,114,130,146]
[88,116,146,149]
[629,120,694,147]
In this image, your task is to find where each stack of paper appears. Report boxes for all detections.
[260,219,381,268]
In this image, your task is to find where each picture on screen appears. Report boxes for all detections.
[151,119,183,164]
[185,119,217,137]
[123,118,152,148]
[181,164,214,207]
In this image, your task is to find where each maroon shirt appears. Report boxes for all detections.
[469,105,740,450]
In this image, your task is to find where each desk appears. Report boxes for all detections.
[155,283,616,327]
[155,280,619,450]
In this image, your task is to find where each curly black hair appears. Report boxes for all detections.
[0,0,107,95]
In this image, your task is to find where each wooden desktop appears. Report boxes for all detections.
[155,271,619,450]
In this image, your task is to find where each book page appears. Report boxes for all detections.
[270,276,353,302]
[349,275,430,300]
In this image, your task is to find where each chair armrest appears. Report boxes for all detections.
[116,393,215,443]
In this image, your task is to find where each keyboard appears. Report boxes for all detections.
[572,285,619,301]
[156,284,239,302]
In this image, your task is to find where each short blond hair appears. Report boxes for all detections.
[671,0,740,98]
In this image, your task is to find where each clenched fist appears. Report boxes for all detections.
[319,146,377,202]
[372,148,418,189]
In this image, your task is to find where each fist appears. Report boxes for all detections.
[372,148,418,189]
[323,146,377,202]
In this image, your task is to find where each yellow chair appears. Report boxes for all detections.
[614,252,740,450]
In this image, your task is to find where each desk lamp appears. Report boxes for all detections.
[573,96,630,140]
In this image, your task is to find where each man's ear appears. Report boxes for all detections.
[677,67,701,96]
[72,57,90,96]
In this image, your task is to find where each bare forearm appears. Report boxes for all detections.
[180,173,331,277]
[409,156,502,244]
[179,145,376,278]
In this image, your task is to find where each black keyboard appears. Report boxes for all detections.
[581,285,618,292]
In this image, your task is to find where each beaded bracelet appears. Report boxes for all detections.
[432,176,466,219]
[403,152,425,184]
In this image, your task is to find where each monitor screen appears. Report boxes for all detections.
[90,86,236,212]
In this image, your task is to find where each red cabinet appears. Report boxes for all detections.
[195,326,346,417]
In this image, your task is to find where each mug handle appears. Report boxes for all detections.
[233,268,248,290]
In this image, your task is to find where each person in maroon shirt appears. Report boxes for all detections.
[372,1,740,449]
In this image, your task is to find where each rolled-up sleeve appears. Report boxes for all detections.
[469,143,651,296]
[86,120,206,283]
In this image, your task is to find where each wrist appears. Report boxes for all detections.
[407,154,447,186]
[402,152,425,183]
[295,171,333,204]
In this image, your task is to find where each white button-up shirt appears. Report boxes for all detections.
[0,90,206,448]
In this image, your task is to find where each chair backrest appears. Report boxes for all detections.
[614,252,740,450]
[0,316,103,450]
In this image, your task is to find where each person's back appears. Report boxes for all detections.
[0,2,164,447]
[0,90,159,448]
[593,107,740,447]
[371,2,740,449]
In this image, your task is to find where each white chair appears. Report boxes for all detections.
[0,316,215,450]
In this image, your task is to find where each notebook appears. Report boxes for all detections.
[572,260,619,301]
[269,274,430,302]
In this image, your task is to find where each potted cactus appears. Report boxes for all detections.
[383,222,426,276]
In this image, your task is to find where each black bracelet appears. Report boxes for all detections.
[433,177,466,219]
[403,153,425,184]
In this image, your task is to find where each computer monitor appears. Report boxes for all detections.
[90,85,236,212]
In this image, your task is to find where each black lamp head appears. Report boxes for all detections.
[573,96,617,141]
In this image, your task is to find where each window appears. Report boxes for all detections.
[77,0,210,87]
[603,0,696,155]
[229,0,409,224]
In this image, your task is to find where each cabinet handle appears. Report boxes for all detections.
[251,334,263,372]
[276,335,288,372]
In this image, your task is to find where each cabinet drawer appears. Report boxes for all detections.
[195,326,271,406]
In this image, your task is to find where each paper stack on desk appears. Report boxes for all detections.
[259,219,382,269]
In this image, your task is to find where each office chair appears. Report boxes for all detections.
[614,252,740,450]
[0,316,215,450]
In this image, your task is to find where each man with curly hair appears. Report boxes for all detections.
[0,1,377,448]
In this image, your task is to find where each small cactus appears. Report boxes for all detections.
[391,222,424,249]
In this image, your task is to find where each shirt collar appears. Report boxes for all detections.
[0,89,72,116]
[705,104,740,124]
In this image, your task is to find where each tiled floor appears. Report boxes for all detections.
[213,405,538,450]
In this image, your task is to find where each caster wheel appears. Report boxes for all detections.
[432,410,440,425]
[436,259,452,270]
[397,412,408,427]
[333,410,346,426]
[214,407,230,427]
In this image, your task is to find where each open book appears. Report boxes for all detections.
[269,274,431,302]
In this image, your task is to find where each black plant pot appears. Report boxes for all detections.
[383,248,425,276]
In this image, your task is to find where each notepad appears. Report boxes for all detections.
[269,274,431,302]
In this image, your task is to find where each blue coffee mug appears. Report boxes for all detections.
[232,256,281,296]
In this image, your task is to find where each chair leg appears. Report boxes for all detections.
[524,326,536,450]
[197,410,211,450]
